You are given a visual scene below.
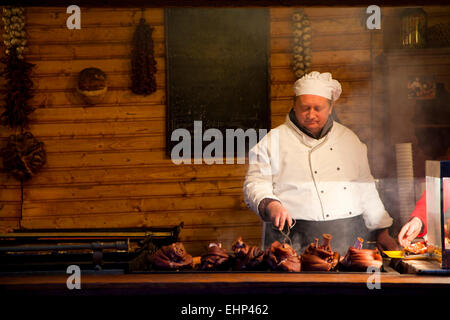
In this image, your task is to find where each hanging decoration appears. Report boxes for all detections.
[291,9,312,79]
[2,6,27,59]
[76,67,108,105]
[131,15,157,95]
[0,49,35,128]
[1,6,34,128]
[0,7,46,182]
[1,132,47,181]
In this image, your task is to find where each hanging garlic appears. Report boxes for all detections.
[293,45,303,53]
[293,29,303,37]
[295,62,305,69]
[293,37,303,45]
[295,69,305,78]
[2,6,27,59]
[292,12,303,21]
[2,7,11,17]
[291,9,312,78]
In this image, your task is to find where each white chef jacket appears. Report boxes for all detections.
[243,114,393,231]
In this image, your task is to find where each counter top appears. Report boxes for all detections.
[1,270,449,296]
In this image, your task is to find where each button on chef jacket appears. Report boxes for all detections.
[243,114,393,231]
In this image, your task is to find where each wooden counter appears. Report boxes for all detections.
[1,270,449,296]
[1,270,449,318]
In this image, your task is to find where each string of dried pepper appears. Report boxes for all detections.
[0,47,35,128]
[131,17,157,95]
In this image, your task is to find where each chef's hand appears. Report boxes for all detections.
[397,217,423,247]
[376,228,399,251]
[266,201,293,231]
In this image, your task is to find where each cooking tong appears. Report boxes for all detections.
[271,219,296,246]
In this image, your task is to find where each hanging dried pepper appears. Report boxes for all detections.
[131,17,157,95]
[0,47,35,128]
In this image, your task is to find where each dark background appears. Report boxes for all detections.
[165,8,271,156]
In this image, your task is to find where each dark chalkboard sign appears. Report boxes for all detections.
[165,8,271,160]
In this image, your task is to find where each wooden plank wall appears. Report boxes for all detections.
[0,6,409,255]
[0,7,260,255]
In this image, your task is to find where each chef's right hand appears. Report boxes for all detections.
[266,201,293,232]
[398,217,423,247]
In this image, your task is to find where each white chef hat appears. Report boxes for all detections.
[293,71,342,102]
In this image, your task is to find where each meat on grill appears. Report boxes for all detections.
[301,234,340,271]
[200,242,230,271]
[148,242,194,270]
[340,237,383,271]
[231,237,266,271]
[265,241,301,272]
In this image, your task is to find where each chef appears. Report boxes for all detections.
[243,71,398,255]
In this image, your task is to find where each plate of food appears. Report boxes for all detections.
[383,241,431,260]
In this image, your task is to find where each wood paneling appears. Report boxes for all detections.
[25,7,165,26]
[27,25,165,43]
[29,58,165,75]
[22,196,248,216]
[0,7,391,255]
[0,7,263,254]
[23,179,244,201]
[28,89,167,107]
[26,164,247,184]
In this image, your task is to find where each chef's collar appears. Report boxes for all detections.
[289,108,333,140]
